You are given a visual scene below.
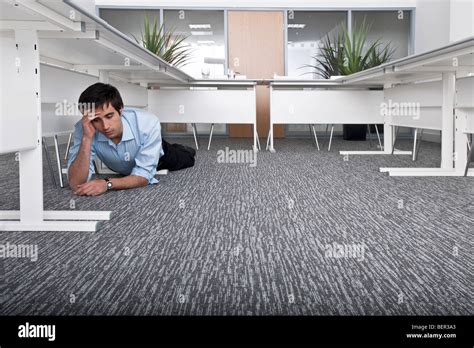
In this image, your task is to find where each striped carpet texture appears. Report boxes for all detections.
[0,137,472,315]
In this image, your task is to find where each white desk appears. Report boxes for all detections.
[267,80,385,152]
[0,0,189,232]
[339,36,474,176]
[148,80,259,151]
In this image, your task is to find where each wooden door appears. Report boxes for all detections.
[228,11,285,138]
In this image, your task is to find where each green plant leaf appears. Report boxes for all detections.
[135,15,194,68]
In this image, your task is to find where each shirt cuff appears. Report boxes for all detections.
[131,167,159,185]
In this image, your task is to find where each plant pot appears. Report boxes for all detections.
[343,124,367,140]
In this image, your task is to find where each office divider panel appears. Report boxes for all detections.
[148,88,256,124]
[0,32,39,154]
[456,76,474,109]
[384,81,443,131]
[271,89,383,124]
[456,77,474,135]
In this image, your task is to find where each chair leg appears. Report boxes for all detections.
[374,124,383,150]
[42,137,57,186]
[465,135,473,176]
[64,132,72,160]
[312,124,320,151]
[309,124,315,146]
[255,130,261,151]
[266,128,271,151]
[415,129,424,161]
[93,160,100,175]
[367,124,373,148]
[207,123,214,150]
[192,123,199,150]
[53,135,64,188]
[412,128,418,161]
[391,126,400,154]
[328,125,334,151]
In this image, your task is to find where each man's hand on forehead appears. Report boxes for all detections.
[84,110,100,121]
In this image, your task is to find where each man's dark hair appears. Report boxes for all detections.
[78,83,123,114]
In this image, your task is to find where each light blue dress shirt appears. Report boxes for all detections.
[67,107,164,185]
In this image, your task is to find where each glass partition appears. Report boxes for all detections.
[99,9,161,43]
[163,10,226,78]
[352,10,411,60]
[287,11,347,79]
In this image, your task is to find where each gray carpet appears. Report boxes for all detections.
[0,137,472,315]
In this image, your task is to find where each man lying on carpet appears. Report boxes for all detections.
[67,82,196,196]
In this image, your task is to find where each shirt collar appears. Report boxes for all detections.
[96,113,135,144]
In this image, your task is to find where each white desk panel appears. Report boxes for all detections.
[384,80,443,107]
[271,89,384,124]
[465,111,474,133]
[0,34,39,154]
[456,76,474,108]
[41,64,97,104]
[148,88,256,124]
[384,81,443,131]
[41,64,148,137]
[387,108,442,130]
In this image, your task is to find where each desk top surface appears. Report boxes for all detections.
[1,0,194,85]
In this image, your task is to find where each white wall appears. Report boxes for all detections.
[414,0,450,54]
[450,0,474,42]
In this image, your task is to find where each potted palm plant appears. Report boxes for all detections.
[304,31,345,79]
[306,19,395,140]
[133,15,193,68]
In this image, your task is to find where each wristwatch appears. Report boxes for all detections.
[104,178,113,191]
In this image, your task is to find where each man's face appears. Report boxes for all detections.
[87,103,123,140]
